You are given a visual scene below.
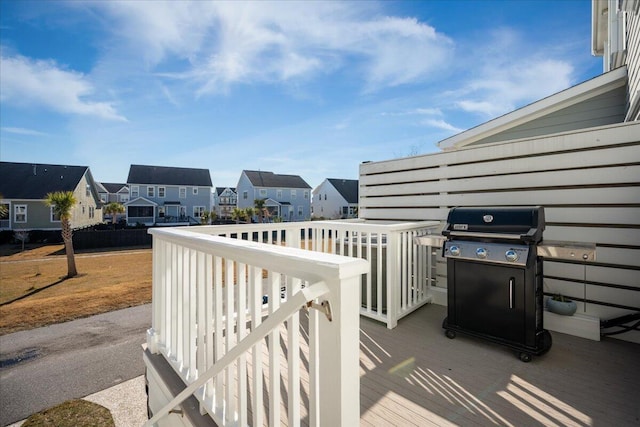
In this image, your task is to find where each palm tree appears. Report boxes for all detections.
[254,199,266,223]
[44,191,78,278]
[244,207,255,224]
[103,202,125,227]
[231,207,245,224]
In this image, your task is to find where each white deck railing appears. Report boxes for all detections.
[146,226,368,426]
[184,219,441,329]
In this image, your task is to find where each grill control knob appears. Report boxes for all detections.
[505,249,519,262]
[449,245,461,256]
[476,248,487,259]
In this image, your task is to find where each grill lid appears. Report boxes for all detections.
[442,206,545,243]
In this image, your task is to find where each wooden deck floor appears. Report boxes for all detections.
[358,304,640,427]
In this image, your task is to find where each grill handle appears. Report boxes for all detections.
[509,277,515,309]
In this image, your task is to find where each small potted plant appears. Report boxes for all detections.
[546,294,577,316]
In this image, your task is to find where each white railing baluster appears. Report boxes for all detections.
[196,251,206,410]
[214,256,223,414]
[237,262,248,426]
[205,253,214,403]
[249,265,264,427]
[224,258,235,423]
[268,271,281,426]
[287,277,301,426]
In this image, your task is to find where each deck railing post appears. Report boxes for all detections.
[386,231,399,329]
[316,273,361,427]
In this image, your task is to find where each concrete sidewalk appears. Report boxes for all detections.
[8,375,148,427]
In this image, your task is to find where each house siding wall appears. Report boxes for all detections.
[71,173,102,228]
[131,184,212,218]
[359,122,640,343]
[469,86,627,146]
[312,180,348,219]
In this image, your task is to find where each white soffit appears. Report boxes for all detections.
[437,66,628,151]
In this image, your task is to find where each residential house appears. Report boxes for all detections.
[96,182,130,204]
[213,187,237,220]
[236,170,311,222]
[125,164,213,226]
[0,162,102,232]
[311,178,359,219]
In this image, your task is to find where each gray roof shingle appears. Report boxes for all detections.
[127,164,212,187]
[0,162,89,199]
[328,178,359,203]
[243,170,310,189]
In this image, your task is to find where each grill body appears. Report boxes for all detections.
[442,206,551,361]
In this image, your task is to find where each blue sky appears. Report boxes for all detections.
[1,0,602,190]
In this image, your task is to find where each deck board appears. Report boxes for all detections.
[359,304,640,426]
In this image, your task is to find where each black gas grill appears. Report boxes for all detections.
[441,206,552,362]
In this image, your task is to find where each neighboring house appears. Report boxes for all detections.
[0,162,103,232]
[125,164,213,226]
[312,178,359,219]
[97,182,130,204]
[236,170,311,222]
[213,187,237,220]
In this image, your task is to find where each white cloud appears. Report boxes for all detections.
[420,118,463,133]
[88,1,453,94]
[1,127,48,136]
[0,53,127,121]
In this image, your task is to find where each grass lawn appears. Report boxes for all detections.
[0,243,152,335]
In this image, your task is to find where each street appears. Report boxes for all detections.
[0,304,151,426]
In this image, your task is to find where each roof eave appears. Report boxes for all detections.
[437,66,627,151]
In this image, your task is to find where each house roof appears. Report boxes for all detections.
[99,182,129,193]
[127,164,212,187]
[216,187,236,196]
[0,161,90,199]
[328,178,359,204]
[243,170,311,189]
[437,66,628,151]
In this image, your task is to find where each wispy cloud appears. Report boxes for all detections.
[88,1,453,95]
[0,53,127,121]
[1,126,48,136]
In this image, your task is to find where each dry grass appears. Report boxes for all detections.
[0,243,152,335]
[21,399,114,427]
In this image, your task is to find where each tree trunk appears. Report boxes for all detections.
[62,219,77,277]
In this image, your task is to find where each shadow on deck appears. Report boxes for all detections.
[359,304,639,426]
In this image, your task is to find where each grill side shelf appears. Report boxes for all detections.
[537,241,596,262]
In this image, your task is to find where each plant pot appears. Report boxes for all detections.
[546,297,577,316]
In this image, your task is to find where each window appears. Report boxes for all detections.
[86,184,91,197]
[193,187,198,195]
[193,206,205,217]
[14,205,27,223]
[50,206,61,222]
[276,189,283,199]
[259,188,267,197]
[304,190,309,199]
[243,191,248,200]
[158,187,165,198]
[324,194,327,200]
[100,194,107,203]
[291,189,297,199]
[89,206,95,219]
[120,194,129,203]
[128,206,154,217]
[297,205,303,217]
[179,187,187,199]
[147,186,155,198]
[131,186,139,198]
